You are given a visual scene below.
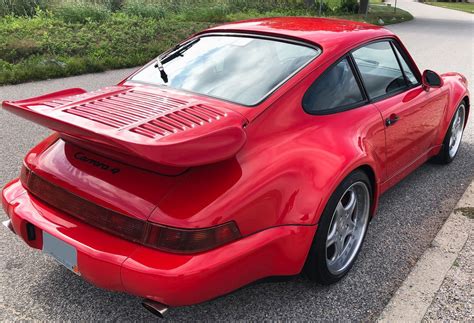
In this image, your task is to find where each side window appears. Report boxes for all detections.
[392,44,418,85]
[352,41,407,99]
[303,57,364,113]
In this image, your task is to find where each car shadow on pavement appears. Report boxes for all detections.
[21,143,474,321]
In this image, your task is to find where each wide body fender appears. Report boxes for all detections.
[236,95,386,228]
[434,73,470,145]
[151,78,387,235]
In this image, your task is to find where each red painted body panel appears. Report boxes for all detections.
[2,179,315,306]
[30,139,178,220]
[375,86,448,178]
[2,86,248,168]
[1,17,470,307]
[437,73,471,144]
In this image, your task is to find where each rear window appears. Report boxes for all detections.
[130,35,320,106]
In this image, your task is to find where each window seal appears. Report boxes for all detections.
[348,53,369,102]
[390,41,410,88]
[390,40,421,86]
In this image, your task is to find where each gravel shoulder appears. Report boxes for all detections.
[424,234,473,321]
[379,181,474,321]
[424,185,474,321]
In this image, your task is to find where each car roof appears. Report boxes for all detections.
[202,17,393,50]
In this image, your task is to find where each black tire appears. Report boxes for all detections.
[431,101,467,164]
[304,170,372,284]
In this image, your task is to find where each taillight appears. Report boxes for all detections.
[20,163,31,186]
[20,165,241,253]
[25,166,146,243]
[144,221,241,253]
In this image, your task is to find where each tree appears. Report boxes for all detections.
[359,0,369,14]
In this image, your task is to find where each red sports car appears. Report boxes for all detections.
[1,18,469,317]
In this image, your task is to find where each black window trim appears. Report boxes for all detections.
[302,37,422,115]
[390,41,410,87]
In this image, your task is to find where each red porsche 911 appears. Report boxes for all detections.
[1,17,469,317]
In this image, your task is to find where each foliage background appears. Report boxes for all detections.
[0,0,412,85]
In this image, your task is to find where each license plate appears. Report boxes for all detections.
[42,232,80,275]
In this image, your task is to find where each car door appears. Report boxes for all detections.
[351,40,447,180]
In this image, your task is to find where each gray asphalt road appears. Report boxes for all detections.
[1,1,473,320]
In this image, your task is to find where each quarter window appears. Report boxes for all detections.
[352,41,407,99]
[303,57,364,113]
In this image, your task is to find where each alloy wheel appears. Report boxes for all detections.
[448,104,466,158]
[326,181,370,275]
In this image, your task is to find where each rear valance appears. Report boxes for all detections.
[2,86,248,168]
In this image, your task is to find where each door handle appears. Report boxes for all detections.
[385,114,400,127]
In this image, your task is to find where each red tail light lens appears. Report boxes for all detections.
[20,163,31,186]
[25,167,146,243]
[144,221,241,253]
[20,165,241,253]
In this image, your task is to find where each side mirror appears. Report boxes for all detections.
[422,70,443,90]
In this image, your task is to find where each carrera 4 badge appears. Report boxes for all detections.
[74,152,120,174]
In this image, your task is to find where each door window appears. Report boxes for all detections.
[303,57,365,113]
[392,44,418,85]
[352,41,407,99]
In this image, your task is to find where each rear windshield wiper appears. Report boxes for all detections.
[162,38,200,63]
[154,38,200,84]
[154,56,168,83]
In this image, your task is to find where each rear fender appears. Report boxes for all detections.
[435,73,470,145]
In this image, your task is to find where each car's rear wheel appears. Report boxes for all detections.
[432,102,466,164]
[304,170,372,284]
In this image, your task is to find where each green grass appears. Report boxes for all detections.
[330,4,413,25]
[0,1,413,85]
[365,3,413,24]
[425,2,474,14]
[455,207,474,219]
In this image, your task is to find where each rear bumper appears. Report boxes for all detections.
[2,178,316,307]
[2,218,14,232]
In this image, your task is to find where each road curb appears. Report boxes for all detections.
[378,180,474,322]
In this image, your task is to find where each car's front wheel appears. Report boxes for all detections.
[432,101,467,164]
[304,170,372,284]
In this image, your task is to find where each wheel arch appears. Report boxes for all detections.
[312,160,380,226]
[356,164,378,219]
[462,95,470,127]
[302,163,378,283]
[437,76,470,146]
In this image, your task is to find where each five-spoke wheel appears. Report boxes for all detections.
[326,182,370,275]
[433,101,467,164]
[305,102,467,284]
[448,104,466,158]
[304,170,372,284]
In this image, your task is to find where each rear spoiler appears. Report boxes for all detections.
[2,86,248,168]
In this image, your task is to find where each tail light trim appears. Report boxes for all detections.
[20,166,241,253]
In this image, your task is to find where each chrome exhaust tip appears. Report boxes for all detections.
[2,219,14,233]
[142,299,169,318]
